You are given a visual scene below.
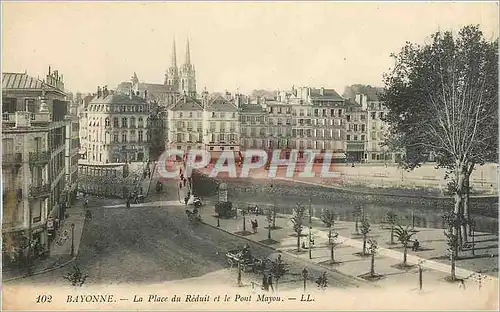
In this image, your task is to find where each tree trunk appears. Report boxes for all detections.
[273,208,277,228]
[328,228,332,245]
[330,243,334,263]
[403,245,407,266]
[268,224,271,240]
[297,233,301,252]
[355,219,359,234]
[362,234,367,255]
[454,163,466,250]
[463,163,474,240]
[370,253,375,277]
[390,225,394,244]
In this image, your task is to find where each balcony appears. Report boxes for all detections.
[29,151,50,166]
[29,184,51,199]
[3,153,22,164]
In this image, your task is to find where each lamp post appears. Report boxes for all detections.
[217,215,220,228]
[70,223,75,257]
[308,198,312,260]
[471,219,475,256]
[417,259,425,290]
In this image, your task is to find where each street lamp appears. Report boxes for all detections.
[71,223,75,257]
[471,219,475,256]
[308,198,312,260]
[417,259,426,290]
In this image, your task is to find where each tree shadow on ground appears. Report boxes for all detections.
[391,263,417,271]
[259,239,279,245]
[358,272,386,282]
[234,231,253,236]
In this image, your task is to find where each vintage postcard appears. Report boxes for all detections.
[1,1,499,311]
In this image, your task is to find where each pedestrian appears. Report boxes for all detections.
[267,274,274,291]
[255,219,259,233]
[179,182,183,189]
[184,196,189,206]
[262,274,268,291]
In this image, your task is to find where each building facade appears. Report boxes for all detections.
[83,86,151,164]
[356,94,403,163]
[2,68,78,266]
[166,94,204,154]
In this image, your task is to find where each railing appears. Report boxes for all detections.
[2,153,22,164]
[29,184,51,198]
[29,151,50,165]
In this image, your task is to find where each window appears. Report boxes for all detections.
[105,118,110,127]
[372,154,376,160]
[138,131,143,142]
[189,112,193,118]
[346,115,351,122]
[354,135,358,141]
[371,112,376,119]
[138,118,143,128]
[130,117,136,128]
[361,135,365,141]
[113,118,119,127]
[179,112,183,118]
[176,133,183,142]
[121,117,128,128]
[232,113,236,118]
[353,124,358,131]
[229,134,235,141]
[347,135,351,141]
[360,114,366,120]
[121,133,127,142]
[361,124,366,132]
[219,134,225,141]
[212,112,216,118]
[379,112,384,119]
[209,122,216,131]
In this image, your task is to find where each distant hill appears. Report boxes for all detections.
[342,84,383,101]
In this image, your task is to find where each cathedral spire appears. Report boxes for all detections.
[185,38,191,65]
[171,38,177,68]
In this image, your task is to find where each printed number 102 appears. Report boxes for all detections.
[36,295,52,303]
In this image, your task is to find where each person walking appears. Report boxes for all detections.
[267,274,274,292]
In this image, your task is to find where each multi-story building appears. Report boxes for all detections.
[356,94,403,163]
[203,94,240,156]
[344,98,368,162]
[239,96,269,150]
[83,86,150,163]
[240,87,347,161]
[2,68,78,264]
[166,94,204,154]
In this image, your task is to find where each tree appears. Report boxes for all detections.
[272,204,278,229]
[394,225,416,266]
[266,209,273,240]
[328,230,339,263]
[321,208,336,245]
[368,239,379,277]
[386,211,398,244]
[63,264,88,287]
[291,203,307,252]
[360,215,371,255]
[381,25,498,245]
[352,204,363,235]
[271,256,288,291]
[443,211,461,281]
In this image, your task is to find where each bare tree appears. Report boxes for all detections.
[352,204,363,235]
[360,215,371,255]
[291,203,307,252]
[386,211,398,245]
[368,239,379,277]
[321,208,336,245]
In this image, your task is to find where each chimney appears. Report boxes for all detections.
[129,88,133,99]
[97,86,102,98]
[320,87,324,96]
[144,89,148,99]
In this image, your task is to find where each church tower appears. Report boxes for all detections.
[164,38,180,90]
[179,39,197,97]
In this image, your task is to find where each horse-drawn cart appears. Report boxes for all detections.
[225,245,265,272]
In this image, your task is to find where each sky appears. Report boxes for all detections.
[2,1,498,95]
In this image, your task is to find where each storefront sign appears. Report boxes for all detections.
[218,182,228,202]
